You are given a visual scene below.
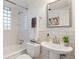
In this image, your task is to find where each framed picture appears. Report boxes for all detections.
[47,0,72,27]
[48,16,60,26]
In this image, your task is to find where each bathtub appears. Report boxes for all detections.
[3,45,25,59]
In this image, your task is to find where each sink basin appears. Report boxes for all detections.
[41,42,73,54]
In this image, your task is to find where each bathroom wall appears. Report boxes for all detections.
[4,1,29,48]
[3,0,29,46]
[3,1,20,47]
[3,1,29,58]
[28,0,75,41]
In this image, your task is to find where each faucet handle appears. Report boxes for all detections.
[18,40,24,44]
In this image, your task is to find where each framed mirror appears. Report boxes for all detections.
[47,0,72,27]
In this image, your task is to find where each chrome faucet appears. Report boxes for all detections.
[53,36,60,44]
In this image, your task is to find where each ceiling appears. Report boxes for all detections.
[4,0,56,8]
[4,0,36,8]
[4,0,70,9]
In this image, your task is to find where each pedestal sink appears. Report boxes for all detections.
[41,42,73,59]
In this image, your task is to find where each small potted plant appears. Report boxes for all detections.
[63,35,69,46]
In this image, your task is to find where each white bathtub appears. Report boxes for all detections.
[3,45,25,59]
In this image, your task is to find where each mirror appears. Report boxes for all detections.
[47,0,71,27]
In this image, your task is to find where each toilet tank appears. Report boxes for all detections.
[26,42,40,57]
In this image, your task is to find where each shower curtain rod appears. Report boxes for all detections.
[5,0,28,10]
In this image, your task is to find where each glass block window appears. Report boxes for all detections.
[3,7,11,30]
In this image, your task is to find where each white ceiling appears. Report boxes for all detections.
[4,0,36,8]
[4,0,54,8]
[4,0,70,9]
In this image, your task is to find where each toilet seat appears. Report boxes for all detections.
[15,54,32,59]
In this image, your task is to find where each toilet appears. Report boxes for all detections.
[15,42,40,59]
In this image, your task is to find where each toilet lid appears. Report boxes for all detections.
[15,54,32,59]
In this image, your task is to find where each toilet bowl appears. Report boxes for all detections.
[15,54,32,59]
